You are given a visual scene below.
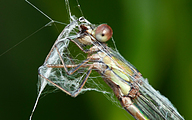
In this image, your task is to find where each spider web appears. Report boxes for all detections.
[28,0,120,119]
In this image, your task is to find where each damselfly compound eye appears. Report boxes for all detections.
[95,24,113,42]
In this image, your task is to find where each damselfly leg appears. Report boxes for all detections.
[40,36,102,97]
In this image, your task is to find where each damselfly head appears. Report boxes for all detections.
[78,23,113,45]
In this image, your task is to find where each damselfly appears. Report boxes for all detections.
[31,0,184,120]
[38,16,184,120]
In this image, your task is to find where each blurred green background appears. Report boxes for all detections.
[0,0,191,120]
